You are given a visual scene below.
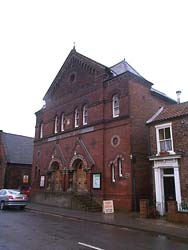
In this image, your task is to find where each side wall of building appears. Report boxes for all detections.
[4,164,31,189]
[129,79,174,207]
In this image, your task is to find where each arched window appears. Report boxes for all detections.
[61,113,65,131]
[112,94,120,117]
[39,123,43,139]
[54,116,58,134]
[83,105,88,125]
[74,108,79,128]
[118,157,123,177]
[34,166,37,179]
[111,163,115,183]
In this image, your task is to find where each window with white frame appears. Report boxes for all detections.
[118,157,123,177]
[54,116,58,134]
[156,123,174,154]
[39,123,43,138]
[74,108,79,127]
[83,105,88,125]
[61,113,65,131]
[112,94,120,117]
[111,163,115,183]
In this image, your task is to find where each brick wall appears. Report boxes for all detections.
[4,164,31,189]
[32,51,175,211]
[149,117,188,203]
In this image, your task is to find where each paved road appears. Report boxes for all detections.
[0,208,188,250]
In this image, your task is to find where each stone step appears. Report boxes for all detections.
[74,194,102,212]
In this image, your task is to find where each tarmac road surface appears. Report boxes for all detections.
[0,208,188,250]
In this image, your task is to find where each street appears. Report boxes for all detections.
[0,208,188,250]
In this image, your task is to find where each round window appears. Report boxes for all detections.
[111,135,120,147]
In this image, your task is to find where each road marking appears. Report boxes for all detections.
[78,242,105,250]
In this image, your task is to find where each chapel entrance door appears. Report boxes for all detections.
[73,159,87,193]
[47,161,62,191]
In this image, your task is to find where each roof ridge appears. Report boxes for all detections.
[146,107,164,124]
[2,132,33,139]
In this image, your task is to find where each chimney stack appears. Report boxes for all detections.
[176,90,181,104]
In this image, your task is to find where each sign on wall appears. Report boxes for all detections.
[23,175,29,183]
[40,175,45,187]
[92,173,101,189]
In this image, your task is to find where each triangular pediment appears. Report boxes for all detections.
[51,143,67,165]
[70,137,95,169]
[44,48,109,101]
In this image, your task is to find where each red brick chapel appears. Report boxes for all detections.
[31,47,176,211]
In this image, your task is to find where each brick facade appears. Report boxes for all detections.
[148,102,188,215]
[0,131,33,189]
[32,48,175,211]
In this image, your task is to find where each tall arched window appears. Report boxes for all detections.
[74,108,79,128]
[39,123,43,139]
[118,157,123,177]
[111,163,115,183]
[83,105,88,125]
[61,113,65,131]
[54,116,58,134]
[112,94,120,117]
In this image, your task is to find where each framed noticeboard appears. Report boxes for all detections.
[92,173,101,189]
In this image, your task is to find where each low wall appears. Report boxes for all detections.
[30,191,82,210]
[167,201,188,224]
[139,199,156,218]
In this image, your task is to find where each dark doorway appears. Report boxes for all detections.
[163,176,175,212]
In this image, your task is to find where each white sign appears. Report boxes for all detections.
[103,200,114,214]
[93,173,101,189]
[40,175,45,187]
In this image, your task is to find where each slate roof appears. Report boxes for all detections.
[110,59,142,77]
[1,132,33,165]
[147,101,188,124]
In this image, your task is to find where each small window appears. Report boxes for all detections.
[111,163,115,183]
[83,105,88,125]
[39,123,43,139]
[69,73,76,82]
[118,158,123,177]
[75,108,79,128]
[156,123,174,154]
[54,116,58,134]
[112,95,120,117]
[61,113,65,131]
[163,168,174,175]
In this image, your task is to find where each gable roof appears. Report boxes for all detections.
[42,48,175,105]
[43,48,107,101]
[1,132,33,165]
[147,101,188,124]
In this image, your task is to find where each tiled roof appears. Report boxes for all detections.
[147,101,188,124]
[1,132,33,165]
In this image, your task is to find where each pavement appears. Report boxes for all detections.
[26,202,188,242]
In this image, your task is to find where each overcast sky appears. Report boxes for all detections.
[0,0,188,137]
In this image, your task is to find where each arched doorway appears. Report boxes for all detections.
[72,159,87,193]
[47,161,63,191]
